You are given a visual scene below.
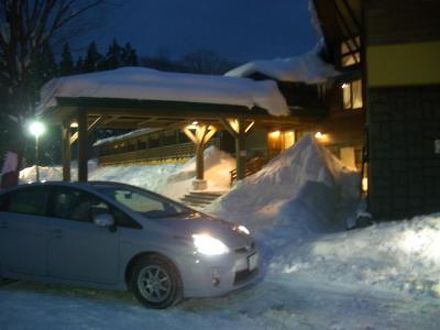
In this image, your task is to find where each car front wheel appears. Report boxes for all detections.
[130,255,182,309]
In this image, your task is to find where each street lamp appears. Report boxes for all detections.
[28,121,46,182]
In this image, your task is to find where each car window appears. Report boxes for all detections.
[53,187,111,223]
[7,187,48,216]
[98,187,189,219]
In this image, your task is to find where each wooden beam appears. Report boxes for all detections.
[181,124,217,181]
[220,118,238,138]
[137,117,155,127]
[62,121,71,181]
[77,110,88,182]
[70,116,107,145]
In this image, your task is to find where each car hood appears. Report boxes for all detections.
[140,212,254,251]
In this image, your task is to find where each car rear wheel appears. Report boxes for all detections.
[130,255,182,309]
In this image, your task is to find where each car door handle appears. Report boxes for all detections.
[0,221,8,229]
[50,229,63,238]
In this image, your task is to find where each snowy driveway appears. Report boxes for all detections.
[1,274,439,330]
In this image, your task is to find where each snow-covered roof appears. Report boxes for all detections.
[225,51,339,84]
[93,128,162,147]
[40,67,289,116]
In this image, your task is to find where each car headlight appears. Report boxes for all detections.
[192,233,229,255]
[234,224,250,235]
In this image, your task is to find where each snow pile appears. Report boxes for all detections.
[164,146,235,199]
[19,146,234,200]
[271,213,440,298]
[19,161,99,183]
[39,67,289,116]
[225,51,339,84]
[208,135,360,246]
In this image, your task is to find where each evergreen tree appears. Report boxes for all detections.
[100,39,122,70]
[122,42,138,66]
[83,42,102,73]
[59,42,75,76]
[75,56,84,73]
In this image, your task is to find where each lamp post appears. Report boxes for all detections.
[29,121,46,182]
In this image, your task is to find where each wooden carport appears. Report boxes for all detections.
[43,96,322,188]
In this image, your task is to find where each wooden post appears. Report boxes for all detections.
[182,123,217,190]
[220,117,255,182]
[62,120,71,181]
[236,117,246,180]
[77,110,88,182]
[195,143,204,180]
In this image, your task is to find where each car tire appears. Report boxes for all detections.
[129,255,182,309]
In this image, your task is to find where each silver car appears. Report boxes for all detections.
[0,181,259,308]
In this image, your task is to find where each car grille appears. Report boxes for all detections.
[233,268,258,286]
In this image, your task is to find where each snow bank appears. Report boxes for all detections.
[272,213,440,298]
[19,146,234,200]
[39,67,289,116]
[207,135,360,246]
[19,161,98,183]
[225,51,339,84]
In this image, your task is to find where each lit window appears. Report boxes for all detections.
[341,36,360,67]
[283,131,295,149]
[342,79,363,110]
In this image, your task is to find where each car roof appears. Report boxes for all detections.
[0,180,132,194]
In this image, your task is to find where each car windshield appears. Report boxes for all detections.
[97,185,191,219]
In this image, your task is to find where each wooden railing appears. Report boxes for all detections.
[230,156,267,186]
[98,140,219,166]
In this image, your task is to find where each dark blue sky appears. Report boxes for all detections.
[85,0,318,63]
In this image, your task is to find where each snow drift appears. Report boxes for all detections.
[207,135,360,245]
[19,146,234,201]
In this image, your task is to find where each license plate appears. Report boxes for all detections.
[248,253,258,271]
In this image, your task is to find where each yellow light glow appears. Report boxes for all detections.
[186,121,199,130]
[362,177,368,192]
[245,121,255,133]
[228,118,240,133]
[269,130,281,138]
[341,83,349,89]
[70,122,78,128]
[314,131,324,139]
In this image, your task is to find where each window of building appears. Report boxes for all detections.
[267,130,296,156]
[340,36,360,67]
[342,79,363,110]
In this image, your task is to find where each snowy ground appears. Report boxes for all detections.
[4,137,440,329]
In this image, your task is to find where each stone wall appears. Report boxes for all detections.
[368,85,440,219]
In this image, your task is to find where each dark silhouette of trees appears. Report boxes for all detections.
[59,43,75,76]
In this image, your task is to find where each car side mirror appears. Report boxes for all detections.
[93,213,115,228]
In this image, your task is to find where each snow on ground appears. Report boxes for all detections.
[39,67,290,116]
[7,136,440,329]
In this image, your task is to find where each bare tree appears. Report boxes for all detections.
[0,0,106,184]
[0,1,105,115]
